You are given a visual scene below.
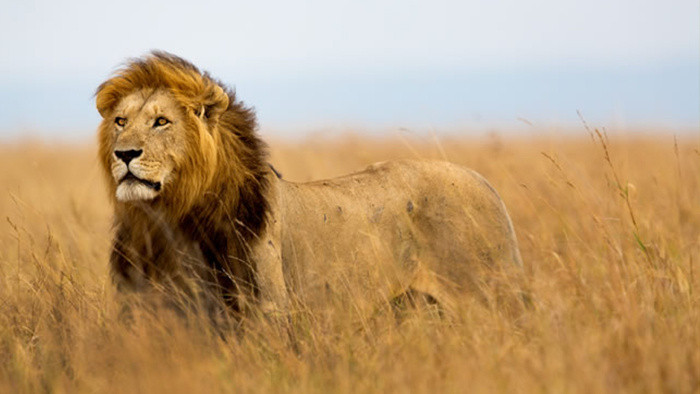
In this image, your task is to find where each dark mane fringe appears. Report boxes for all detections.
[191,82,270,311]
[201,67,271,243]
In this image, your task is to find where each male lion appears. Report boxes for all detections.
[96,52,523,319]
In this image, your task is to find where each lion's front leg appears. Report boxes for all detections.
[248,230,300,346]
[251,231,290,318]
[110,224,149,294]
[110,221,207,319]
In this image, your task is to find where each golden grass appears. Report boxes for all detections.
[0,131,698,393]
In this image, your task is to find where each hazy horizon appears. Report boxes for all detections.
[1,0,698,139]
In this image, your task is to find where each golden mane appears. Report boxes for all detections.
[96,51,268,221]
[96,52,270,310]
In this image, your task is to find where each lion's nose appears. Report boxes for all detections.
[114,149,143,165]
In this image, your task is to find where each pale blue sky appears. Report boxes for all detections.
[0,0,698,139]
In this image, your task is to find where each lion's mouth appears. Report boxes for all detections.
[120,172,162,191]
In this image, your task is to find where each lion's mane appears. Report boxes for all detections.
[96,52,271,309]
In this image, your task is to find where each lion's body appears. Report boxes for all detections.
[95,52,523,318]
[257,160,522,314]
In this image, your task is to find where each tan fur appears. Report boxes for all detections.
[96,52,523,318]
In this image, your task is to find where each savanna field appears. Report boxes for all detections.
[0,131,698,393]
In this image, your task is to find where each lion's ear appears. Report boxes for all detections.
[196,85,229,124]
[95,84,117,118]
[96,103,110,118]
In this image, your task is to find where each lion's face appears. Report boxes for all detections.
[97,53,236,214]
[103,90,190,202]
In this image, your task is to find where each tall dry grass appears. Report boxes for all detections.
[0,131,698,393]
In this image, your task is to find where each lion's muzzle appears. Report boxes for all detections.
[112,155,167,202]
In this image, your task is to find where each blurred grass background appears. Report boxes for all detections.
[0,131,698,393]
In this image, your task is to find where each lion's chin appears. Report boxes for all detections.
[116,182,160,202]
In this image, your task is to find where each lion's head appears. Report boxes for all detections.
[95,52,267,223]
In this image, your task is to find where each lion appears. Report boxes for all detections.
[95,51,523,320]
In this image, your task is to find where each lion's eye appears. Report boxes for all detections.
[115,117,126,127]
[154,117,170,127]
